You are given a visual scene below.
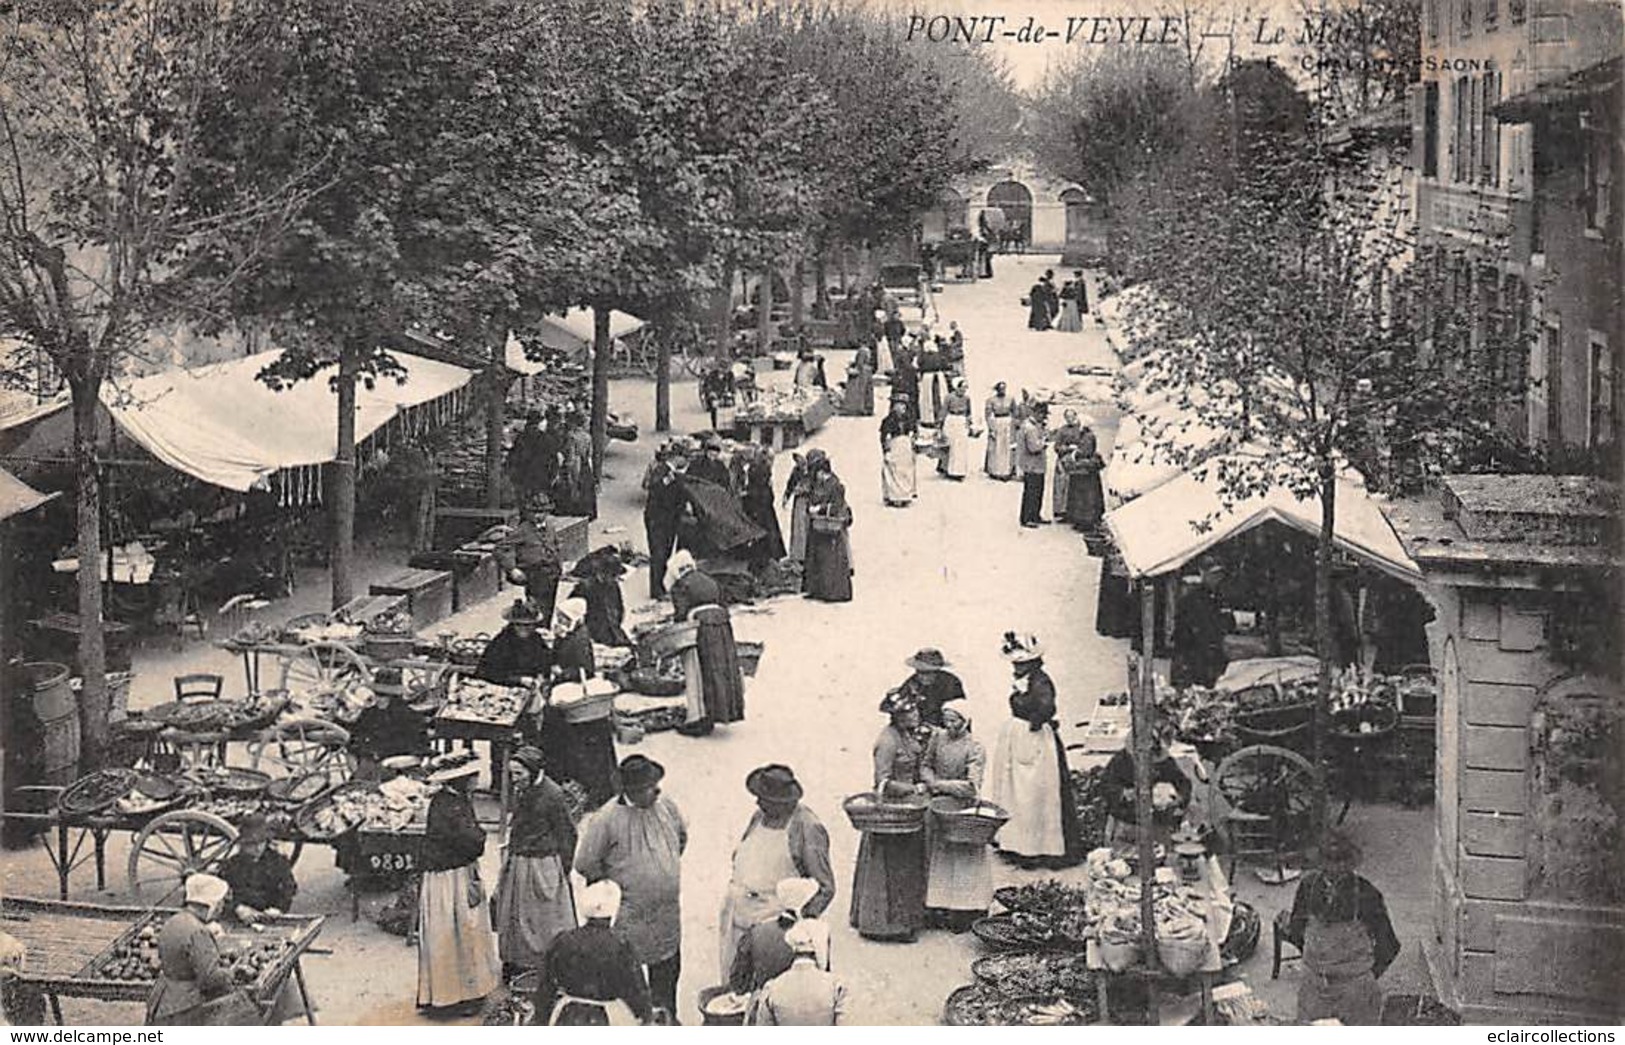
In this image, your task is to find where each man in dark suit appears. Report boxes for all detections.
[643,445,688,599]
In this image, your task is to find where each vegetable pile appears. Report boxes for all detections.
[945,984,1093,1026]
[439,678,529,724]
[972,952,1096,1002]
[1069,766,1110,850]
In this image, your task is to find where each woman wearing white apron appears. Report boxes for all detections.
[879,398,918,507]
[984,383,1016,480]
[939,380,973,480]
[538,881,650,1026]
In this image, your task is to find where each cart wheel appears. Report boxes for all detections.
[129,810,239,900]
[277,641,371,708]
[1213,744,1318,848]
[398,660,448,702]
[248,717,353,785]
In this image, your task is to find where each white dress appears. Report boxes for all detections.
[986,719,1067,858]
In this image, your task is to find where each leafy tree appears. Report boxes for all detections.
[0,0,317,757]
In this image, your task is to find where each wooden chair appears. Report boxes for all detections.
[156,727,229,770]
[174,673,224,703]
[1271,909,1304,978]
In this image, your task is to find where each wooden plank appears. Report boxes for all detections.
[1464,725,1529,771]
[1462,811,1525,858]
[1461,769,1527,813]
[1461,854,1525,901]
[1494,915,1625,1002]
[1463,681,1536,727]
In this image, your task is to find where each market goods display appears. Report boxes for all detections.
[970,913,1083,952]
[219,692,291,733]
[89,921,162,983]
[282,616,363,646]
[146,700,228,731]
[447,635,491,668]
[228,621,278,647]
[438,677,531,725]
[930,797,1008,845]
[115,776,186,817]
[970,952,1096,1002]
[297,778,434,839]
[1069,766,1111,850]
[943,984,1091,1026]
[190,765,271,796]
[59,769,139,817]
[992,878,1088,915]
[190,796,267,822]
[623,660,685,697]
[217,936,297,985]
[734,386,828,423]
[265,772,332,806]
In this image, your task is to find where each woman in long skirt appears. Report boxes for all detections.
[495,748,578,975]
[939,380,973,481]
[986,633,1082,869]
[1066,427,1106,532]
[850,690,928,941]
[1050,410,1084,522]
[879,399,917,507]
[735,444,787,563]
[921,709,992,931]
[1055,280,1084,332]
[983,383,1016,480]
[784,454,814,563]
[418,758,500,1011]
[802,452,854,602]
[839,346,876,416]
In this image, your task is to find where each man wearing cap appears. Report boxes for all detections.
[719,765,835,981]
[496,501,563,621]
[538,881,651,1026]
[219,813,297,924]
[643,443,688,599]
[1018,402,1052,528]
[146,874,236,1025]
[476,599,554,685]
[574,755,688,1020]
[897,648,966,728]
[729,877,829,994]
[746,921,845,1026]
[494,747,577,976]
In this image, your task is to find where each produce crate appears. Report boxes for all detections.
[432,507,519,551]
[551,514,590,563]
[408,549,500,611]
[333,593,407,628]
[370,568,455,630]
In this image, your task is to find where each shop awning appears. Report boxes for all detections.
[105,349,475,492]
[1493,56,1621,123]
[530,308,646,356]
[0,466,55,521]
[1104,460,1422,583]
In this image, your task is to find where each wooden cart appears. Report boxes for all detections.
[0,896,322,1025]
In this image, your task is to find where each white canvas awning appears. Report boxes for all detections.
[1104,461,1422,583]
[104,349,474,492]
[0,466,54,521]
[530,308,646,356]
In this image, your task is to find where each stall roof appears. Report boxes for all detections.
[1104,461,1422,583]
[105,349,474,492]
[0,466,54,521]
[530,308,646,356]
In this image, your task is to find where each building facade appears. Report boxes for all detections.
[1413,0,1622,464]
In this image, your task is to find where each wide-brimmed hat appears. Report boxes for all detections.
[371,667,405,696]
[1000,631,1044,663]
[704,435,726,451]
[879,688,920,716]
[905,648,951,672]
[504,599,544,625]
[746,764,804,803]
[804,449,829,470]
[427,750,481,783]
[619,754,665,791]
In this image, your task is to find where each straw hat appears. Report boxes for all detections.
[905,648,951,672]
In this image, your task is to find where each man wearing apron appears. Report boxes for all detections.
[1284,831,1400,1025]
[538,881,650,1026]
[718,765,836,981]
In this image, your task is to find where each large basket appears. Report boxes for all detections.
[697,985,748,1026]
[809,514,848,534]
[646,621,700,660]
[1096,937,1141,972]
[551,680,618,724]
[842,791,927,834]
[1157,934,1208,976]
[930,797,1009,845]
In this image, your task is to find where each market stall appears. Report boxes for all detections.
[0,895,323,1025]
[732,387,835,450]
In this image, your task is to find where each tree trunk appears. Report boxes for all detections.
[714,258,736,360]
[790,256,805,331]
[756,264,774,354]
[1312,459,1337,834]
[654,318,672,433]
[814,249,829,317]
[70,382,109,765]
[1134,581,1163,1009]
[837,243,849,298]
[485,330,507,509]
[590,304,611,481]
[331,344,359,610]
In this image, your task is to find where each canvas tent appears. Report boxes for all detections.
[528,308,646,357]
[102,349,474,492]
[1103,460,1422,583]
[0,466,53,522]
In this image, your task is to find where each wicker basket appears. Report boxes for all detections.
[1097,937,1141,972]
[551,680,618,723]
[809,514,848,534]
[930,797,1009,845]
[842,791,927,834]
[1157,934,1208,976]
[646,621,700,659]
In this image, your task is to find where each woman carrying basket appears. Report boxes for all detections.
[849,690,929,942]
[921,708,993,931]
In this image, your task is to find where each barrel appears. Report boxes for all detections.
[27,661,80,786]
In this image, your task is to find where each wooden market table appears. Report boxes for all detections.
[733,394,835,451]
[0,896,322,1025]
[434,678,536,833]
